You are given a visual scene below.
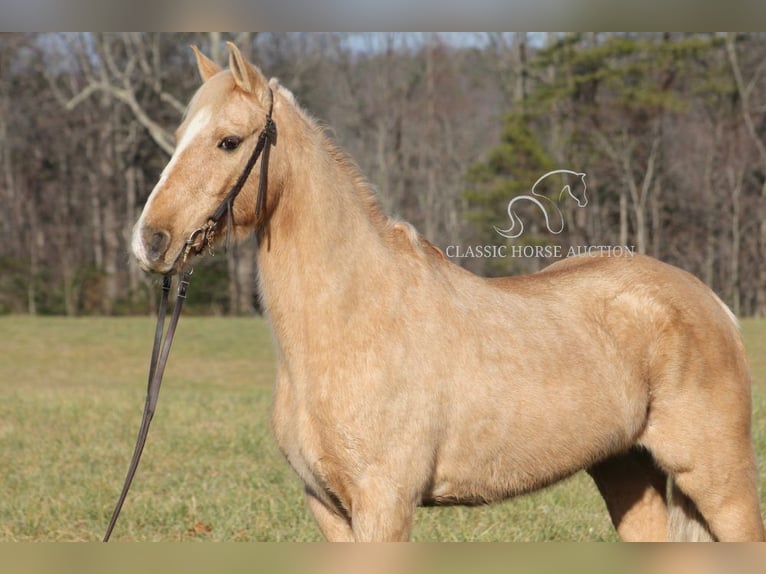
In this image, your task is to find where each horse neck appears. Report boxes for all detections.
[255,103,393,336]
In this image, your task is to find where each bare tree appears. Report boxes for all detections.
[55,33,179,154]
[726,32,766,316]
[594,124,661,255]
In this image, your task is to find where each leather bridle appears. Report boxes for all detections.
[103,90,277,542]
[181,90,277,265]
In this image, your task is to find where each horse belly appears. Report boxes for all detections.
[427,371,648,505]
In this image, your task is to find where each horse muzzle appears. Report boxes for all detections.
[132,223,179,275]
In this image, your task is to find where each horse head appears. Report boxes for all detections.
[132,43,283,275]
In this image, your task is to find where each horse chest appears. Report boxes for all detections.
[271,376,353,505]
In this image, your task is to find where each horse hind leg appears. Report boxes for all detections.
[587,447,669,541]
[660,444,764,541]
[641,380,765,541]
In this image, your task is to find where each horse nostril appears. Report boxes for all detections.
[143,228,171,262]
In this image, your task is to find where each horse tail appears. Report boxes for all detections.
[711,291,739,329]
[667,478,715,541]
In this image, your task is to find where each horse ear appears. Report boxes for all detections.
[227,41,267,95]
[191,45,221,82]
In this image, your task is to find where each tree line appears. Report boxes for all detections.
[0,32,764,316]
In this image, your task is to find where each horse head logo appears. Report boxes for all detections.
[494,170,588,239]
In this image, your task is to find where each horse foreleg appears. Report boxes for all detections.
[349,478,416,542]
[306,489,354,542]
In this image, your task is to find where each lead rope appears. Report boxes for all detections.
[103,92,276,542]
[103,271,191,541]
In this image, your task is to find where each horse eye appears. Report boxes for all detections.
[218,136,242,151]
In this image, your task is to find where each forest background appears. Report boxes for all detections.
[1,32,765,317]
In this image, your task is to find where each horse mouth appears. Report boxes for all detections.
[147,259,182,276]
[134,252,181,276]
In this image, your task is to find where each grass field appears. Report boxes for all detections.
[0,315,764,542]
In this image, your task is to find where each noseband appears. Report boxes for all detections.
[103,90,277,542]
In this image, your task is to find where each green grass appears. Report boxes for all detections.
[0,316,764,541]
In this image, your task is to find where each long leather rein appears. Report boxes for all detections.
[103,91,276,542]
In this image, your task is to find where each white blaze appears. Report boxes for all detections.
[132,106,212,266]
[154,106,213,190]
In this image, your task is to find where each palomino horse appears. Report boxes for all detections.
[494,170,588,239]
[131,43,764,542]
